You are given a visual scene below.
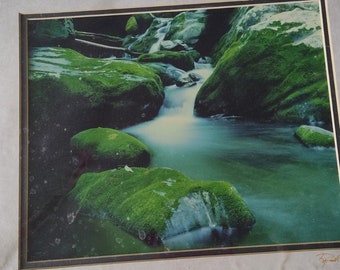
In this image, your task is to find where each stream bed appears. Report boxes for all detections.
[28,63,340,261]
[124,63,340,247]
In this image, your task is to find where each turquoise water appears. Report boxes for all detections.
[28,64,340,261]
[123,63,340,247]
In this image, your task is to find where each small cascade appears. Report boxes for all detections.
[149,18,172,53]
[123,63,213,145]
[161,191,235,249]
[162,192,227,238]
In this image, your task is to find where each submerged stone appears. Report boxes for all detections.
[69,167,255,248]
[295,125,334,147]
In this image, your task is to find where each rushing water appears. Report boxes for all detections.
[149,18,172,53]
[28,62,340,261]
[124,63,340,247]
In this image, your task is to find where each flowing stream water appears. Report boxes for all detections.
[28,62,340,261]
[124,63,340,248]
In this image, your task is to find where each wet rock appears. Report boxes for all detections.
[126,10,206,54]
[175,76,197,87]
[160,40,190,51]
[29,47,164,130]
[195,2,331,125]
[295,125,334,147]
[142,62,185,86]
[165,10,207,47]
[69,167,255,247]
[27,47,163,216]
[137,50,195,71]
[125,14,154,35]
[70,128,151,180]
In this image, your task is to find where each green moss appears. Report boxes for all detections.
[295,125,334,147]
[195,26,329,124]
[29,47,163,103]
[197,3,331,123]
[137,50,195,71]
[69,167,255,241]
[71,127,151,167]
[125,16,138,34]
[29,47,164,128]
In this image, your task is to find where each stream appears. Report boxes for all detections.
[124,62,340,247]
[28,62,340,261]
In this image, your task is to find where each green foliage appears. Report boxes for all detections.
[295,125,334,147]
[69,167,255,240]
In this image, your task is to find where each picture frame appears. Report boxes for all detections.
[17,0,340,269]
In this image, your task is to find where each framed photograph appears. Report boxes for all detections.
[19,0,340,269]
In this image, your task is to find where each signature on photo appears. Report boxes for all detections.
[317,253,340,266]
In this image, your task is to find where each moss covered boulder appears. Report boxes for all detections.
[138,50,195,71]
[195,3,331,125]
[125,14,154,35]
[164,10,207,48]
[125,11,206,54]
[125,17,170,53]
[295,125,334,147]
[71,127,151,171]
[69,167,255,247]
[27,47,163,212]
[29,47,164,130]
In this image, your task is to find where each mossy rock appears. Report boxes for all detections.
[71,128,151,171]
[27,47,164,206]
[138,50,195,71]
[125,16,139,34]
[69,167,255,246]
[125,17,168,53]
[29,47,164,130]
[164,10,207,47]
[295,125,334,147]
[195,3,331,125]
[125,14,154,35]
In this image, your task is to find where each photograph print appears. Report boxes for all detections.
[20,0,340,268]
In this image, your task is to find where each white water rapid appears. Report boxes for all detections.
[124,62,213,146]
[149,18,172,53]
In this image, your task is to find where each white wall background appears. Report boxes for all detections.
[0,1,339,269]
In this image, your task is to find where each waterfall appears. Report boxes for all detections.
[161,191,236,249]
[149,18,172,53]
[123,63,213,146]
[162,192,228,238]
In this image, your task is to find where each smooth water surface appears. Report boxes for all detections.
[28,63,340,261]
[124,63,340,247]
